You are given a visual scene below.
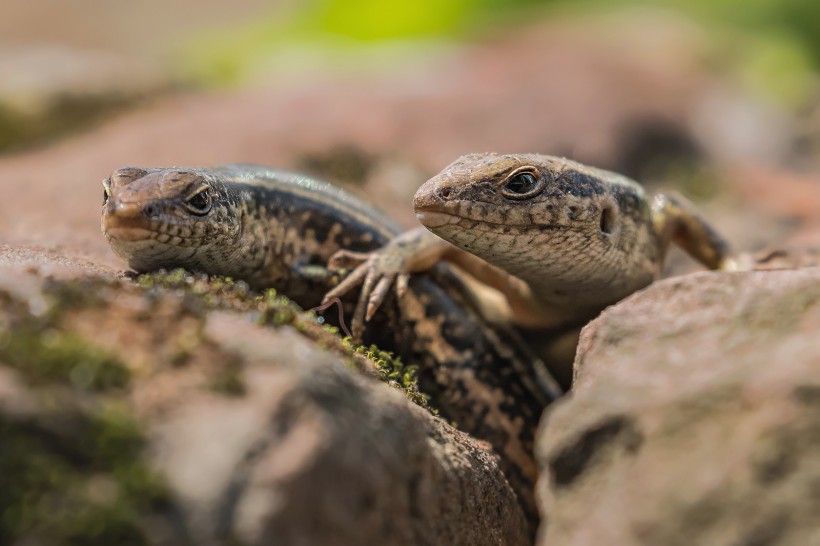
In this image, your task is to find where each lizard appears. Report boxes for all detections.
[100,163,561,534]
[324,153,734,386]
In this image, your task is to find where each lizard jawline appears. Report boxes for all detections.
[414,211,459,228]
[103,226,155,242]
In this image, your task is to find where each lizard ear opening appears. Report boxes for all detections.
[102,179,111,206]
[600,206,616,235]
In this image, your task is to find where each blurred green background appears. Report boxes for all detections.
[188,0,819,105]
[1,0,818,154]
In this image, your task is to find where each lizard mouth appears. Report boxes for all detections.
[102,207,156,241]
[414,210,460,228]
[102,213,156,241]
[104,225,155,242]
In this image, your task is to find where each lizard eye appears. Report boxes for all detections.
[102,179,111,206]
[501,170,543,199]
[184,188,212,215]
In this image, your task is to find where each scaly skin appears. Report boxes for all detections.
[101,163,560,535]
[414,153,732,324]
[328,153,732,383]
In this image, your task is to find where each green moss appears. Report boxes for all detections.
[41,278,110,314]
[136,269,249,307]
[0,405,170,546]
[348,341,433,411]
[0,278,132,391]
[133,269,436,412]
[0,326,129,391]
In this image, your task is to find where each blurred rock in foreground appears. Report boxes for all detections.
[0,249,528,546]
[536,267,820,546]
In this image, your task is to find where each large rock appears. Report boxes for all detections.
[0,254,529,546]
[536,267,820,545]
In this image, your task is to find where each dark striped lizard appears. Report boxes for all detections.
[101,164,560,533]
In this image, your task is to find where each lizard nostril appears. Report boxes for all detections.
[437,187,454,200]
[142,204,159,218]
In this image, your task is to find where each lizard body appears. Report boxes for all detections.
[327,153,732,383]
[101,164,558,533]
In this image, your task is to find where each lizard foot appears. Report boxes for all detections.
[323,228,450,338]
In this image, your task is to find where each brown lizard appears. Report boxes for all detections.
[325,153,734,384]
[101,164,560,534]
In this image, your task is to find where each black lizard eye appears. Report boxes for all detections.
[501,170,543,199]
[184,188,211,215]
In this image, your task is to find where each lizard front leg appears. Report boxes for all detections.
[324,227,561,338]
[652,191,736,270]
[323,228,450,338]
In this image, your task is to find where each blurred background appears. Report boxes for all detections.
[0,0,819,264]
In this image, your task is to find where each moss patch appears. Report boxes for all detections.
[0,404,171,546]
[0,282,129,391]
[0,281,173,543]
[134,269,434,411]
[346,341,432,411]
[0,328,129,391]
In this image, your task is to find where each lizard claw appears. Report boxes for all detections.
[366,275,395,321]
[322,259,368,305]
[322,228,449,338]
[324,244,411,336]
[395,274,410,299]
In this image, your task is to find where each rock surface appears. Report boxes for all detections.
[536,267,820,546]
[0,45,167,152]
[0,257,529,546]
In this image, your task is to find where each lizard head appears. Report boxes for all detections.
[414,153,659,302]
[101,167,243,273]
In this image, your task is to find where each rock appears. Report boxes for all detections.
[0,255,529,546]
[0,45,166,152]
[536,267,820,546]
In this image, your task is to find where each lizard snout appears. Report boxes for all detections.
[413,174,458,212]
